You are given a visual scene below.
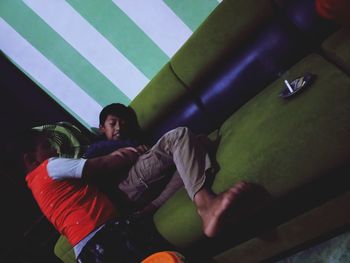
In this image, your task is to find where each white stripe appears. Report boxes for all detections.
[0,18,102,128]
[23,0,149,100]
[113,0,192,57]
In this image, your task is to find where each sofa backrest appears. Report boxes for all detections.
[130,0,336,142]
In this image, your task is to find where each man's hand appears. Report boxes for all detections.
[109,145,149,162]
[83,145,149,181]
[135,145,149,155]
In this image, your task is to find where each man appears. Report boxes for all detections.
[85,103,184,215]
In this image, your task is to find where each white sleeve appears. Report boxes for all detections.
[47,157,87,180]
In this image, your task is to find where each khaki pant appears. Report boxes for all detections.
[118,127,212,203]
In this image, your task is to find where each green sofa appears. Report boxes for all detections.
[54,0,350,262]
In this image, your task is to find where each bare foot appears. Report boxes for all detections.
[195,181,252,237]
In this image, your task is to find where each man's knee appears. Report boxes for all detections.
[170,127,190,140]
[160,127,191,146]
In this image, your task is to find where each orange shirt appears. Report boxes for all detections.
[26,159,117,245]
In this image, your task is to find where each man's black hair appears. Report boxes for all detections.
[99,103,142,141]
[20,129,47,155]
[99,103,129,125]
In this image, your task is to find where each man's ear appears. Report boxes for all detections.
[99,125,105,134]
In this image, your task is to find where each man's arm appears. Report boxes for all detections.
[82,146,148,181]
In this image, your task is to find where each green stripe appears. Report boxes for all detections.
[67,0,169,79]
[0,0,131,107]
[164,0,219,31]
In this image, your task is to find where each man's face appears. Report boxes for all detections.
[100,114,127,141]
[23,134,59,173]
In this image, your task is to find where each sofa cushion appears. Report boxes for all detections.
[194,17,311,129]
[321,28,350,74]
[54,235,75,263]
[153,53,350,247]
[213,53,350,196]
[129,63,188,131]
[171,0,274,87]
[169,0,335,134]
[146,96,217,142]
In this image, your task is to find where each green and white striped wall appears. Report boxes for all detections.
[0,0,221,129]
